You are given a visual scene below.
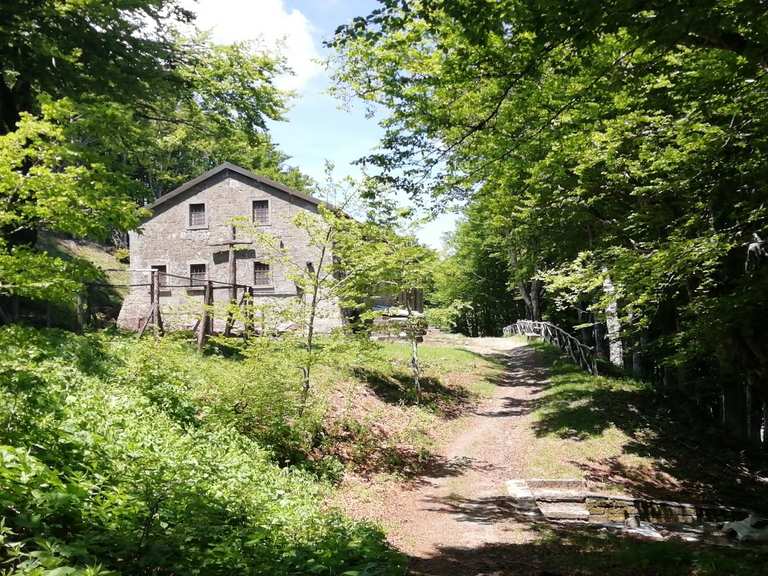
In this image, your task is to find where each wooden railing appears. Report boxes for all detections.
[504,320,598,374]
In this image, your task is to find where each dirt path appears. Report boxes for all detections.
[348,337,554,574]
[336,337,768,575]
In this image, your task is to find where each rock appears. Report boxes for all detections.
[538,501,590,521]
[723,514,768,542]
[625,515,641,528]
[506,480,540,514]
[625,522,666,541]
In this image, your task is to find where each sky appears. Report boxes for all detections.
[182,0,457,250]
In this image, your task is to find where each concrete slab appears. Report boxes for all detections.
[505,480,539,513]
[538,501,590,521]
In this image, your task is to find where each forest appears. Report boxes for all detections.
[1,1,767,575]
[331,0,768,447]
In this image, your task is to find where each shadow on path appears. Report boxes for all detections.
[408,529,766,576]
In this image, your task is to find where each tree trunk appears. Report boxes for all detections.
[577,308,593,347]
[299,227,332,414]
[593,321,608,360]
[632,333,646,379]
[411,335,421,402]
[603,274,623,368]
[517,281,533,320]
[746,377,765,446]
[530,279,542,321]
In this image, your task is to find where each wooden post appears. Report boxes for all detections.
[75,291,86,332]
[207,280,214,334]
[197,280,212,353]
[138,270,156,338]
[245,287,255,336]
[224,227,239,336]
[152,270,164,337]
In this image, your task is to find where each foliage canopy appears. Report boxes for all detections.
[331,0,768,438]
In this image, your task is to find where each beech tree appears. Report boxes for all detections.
[333,216,436,400]
[330,1,768,443]
[0,1,308,306]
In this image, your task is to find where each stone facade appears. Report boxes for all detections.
[117,163,343,333]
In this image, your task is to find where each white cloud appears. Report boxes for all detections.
[183,0,322,91]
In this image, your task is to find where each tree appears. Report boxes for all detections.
[330,1,768,444]
[0,99,146,303]
[61,38,309,202]
[234,168,363,411]
[1,2,308,312]
[333,217,436,400]
[0,0,193,134]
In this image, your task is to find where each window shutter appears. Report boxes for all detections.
[253,200,269,225]
[189,203,206,227]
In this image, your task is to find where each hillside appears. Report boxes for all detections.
[36,233,129,296]
[0,324,501,575]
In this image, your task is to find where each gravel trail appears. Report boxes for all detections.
[361,338,553,574]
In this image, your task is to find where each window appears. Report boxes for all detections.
[252,200,269,225]
[189,263,206,287]
[189,203,206,227]
[253,261,271,286]
[151,265,167,288]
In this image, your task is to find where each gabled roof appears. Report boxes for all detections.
[147,162,322,210]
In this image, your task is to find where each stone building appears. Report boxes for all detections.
[117,162,343,332]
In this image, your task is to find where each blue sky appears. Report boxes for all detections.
[185,0,457,249]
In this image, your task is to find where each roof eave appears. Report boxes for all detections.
[146,162,324,212]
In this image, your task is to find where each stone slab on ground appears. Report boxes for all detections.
[526,478,586,491]
[538,501,590,521]
[505,480,540,514]
[534,489,587,503]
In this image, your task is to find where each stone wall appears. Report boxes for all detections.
[117,169,343,332]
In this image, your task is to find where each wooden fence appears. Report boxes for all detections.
[135,270,256,352]
[0,269,256,353]
[505,320,598,374]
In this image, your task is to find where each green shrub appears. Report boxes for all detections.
[113,248,129,264]
[0,326,404,575]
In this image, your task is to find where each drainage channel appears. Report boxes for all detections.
[506,479,766,545]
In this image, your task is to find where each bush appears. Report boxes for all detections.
[424,300,471,332]
[113,248,129,263]
[0,326,404,575]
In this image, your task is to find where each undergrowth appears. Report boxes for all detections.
[0,326,497,575]
[0,326,405,575]
[527,340,768,511]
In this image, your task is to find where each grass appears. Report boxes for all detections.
[525,342,655,480]
[322,341,503,479]
[37,232,129,296]
[526,341,768,511]
[377,342,499,397]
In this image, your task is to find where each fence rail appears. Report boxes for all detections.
[0,269,255,349]
[504,320,598,374]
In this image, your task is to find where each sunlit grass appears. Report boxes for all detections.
[527,342,656,480]
[378,342,500,397]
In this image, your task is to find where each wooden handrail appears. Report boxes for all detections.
[504,320,598,375]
